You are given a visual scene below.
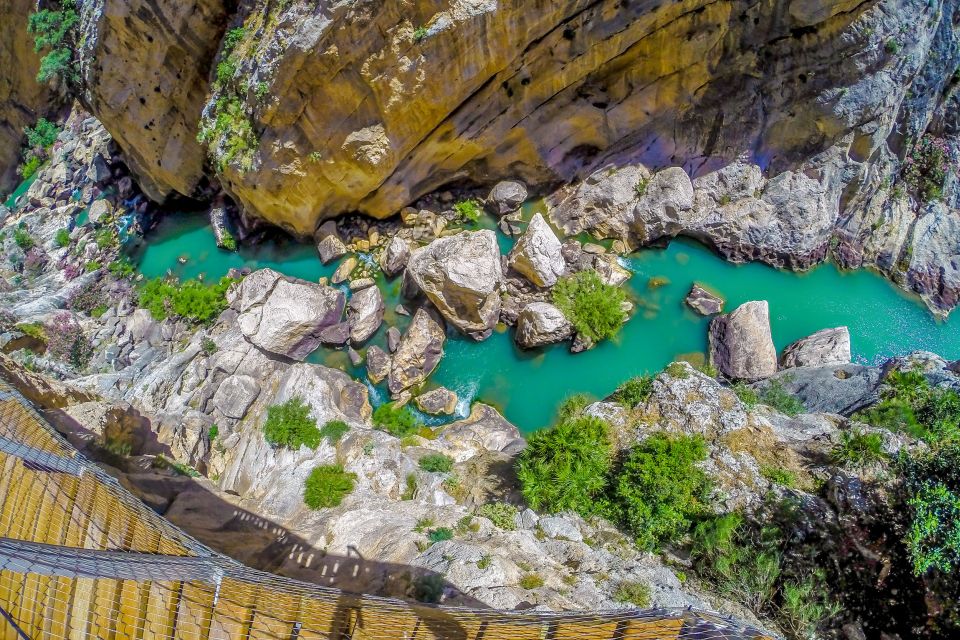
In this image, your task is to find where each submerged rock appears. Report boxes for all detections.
[507,213,565,288]
[405,231,503,339]
[348,285,385,345]
[781,327,851,369]
[708,301,778,381]
[515,302,572,349]
[685,284,724,316]
[235,269,345,360]
[415,387,458,416]
[388,308,445,395]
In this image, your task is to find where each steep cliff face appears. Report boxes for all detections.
[76,0,229,201]
[0,0,51,193]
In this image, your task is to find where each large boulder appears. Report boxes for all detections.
[752,364,881,416]
[379,236,411,277]
[781,327,851,369]
[486,181,528,215]
[415,387,458,416]
[347,285,385,345]
[515,302,572,349]
[507,213,565,287]
[234,269,345,360]
[405,231,503,339]
[708,301,778,381]
[388,308,446,395]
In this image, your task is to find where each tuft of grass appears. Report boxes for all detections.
[413,26,429,42]
[54,228,70,248]
[611,375,654,408]
[402,473,417,501]
[453,199,481,224]
[613,581,651,607]
[373,402,421,438]
[733,382,759,410]
[476,502,518,530]
[760,465,796,487]
[428,527,453,544]
[759,379,805,416]
[830,429,886,468]
[519,574,544,590]
[552,270,628,344]
[665,362,689,379]
[13,227,35,250]
[319,420,350,444]
[303,464,356,509]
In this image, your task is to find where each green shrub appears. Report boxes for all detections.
[262,397,321,450]
[556,393,591,421]
[884,38,901,55]
[902,135,950,203]
[477,555,491,570]
[372,402,420,438]
[779,575,841,640]
[552,270,628,343]
[475,502,518,530]
[519,574,544,590]
[25,118,60,149]
[137,276,234,324]
[27,2,79,84]
[197,96,258,172]
[611,375,654,408]
[219,229,238,251]
[759,379,805,416]
[20,155,43,179]
[216,59,237,85]
[899,445,960,575]
[84,260,101,272]
[14,322,46,341]
[13,227,35,250]
[319,420,350,444]
[413,27,429,43]
[428,527,453,544]
[516,414,612,516]
[831,429,886,468]
[303,464,356,509]
[453,199,481,223]
[412,574,444,603]
[760,466,796,488]
[54,228,70,248]
[612,581,651,607]
[222,27,246,53]
[200,337,217,356]
[208,424,219,441]
[90,304,108,319]
[95,228,117,249]
[108,256,136,279]
[610,433,712,550]
[419,453,454,473]
[855,370,960,444]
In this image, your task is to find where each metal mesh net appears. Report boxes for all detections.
[0,381,776,639]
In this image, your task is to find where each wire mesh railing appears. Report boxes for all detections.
[0,380,776,639]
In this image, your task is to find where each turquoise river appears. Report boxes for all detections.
[129,207,960,433]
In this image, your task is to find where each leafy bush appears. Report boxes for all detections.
[25,118,60,149]
[475,502,518,530]
[856,370,960,444]
[899,445,960,575]
[20,155,43,179]
[428,527,453,544]
[372,402,420,437]
[262,397,321,450]
[222,27,246,54]
[412,574,444,603]
[137,276,233,324]
[303,464,356,509]
[612,581,651,607]
[216,59,237,85]
[208,424,219,441]
[453,199,481,223]
[13,227,35,250]
[419,453,454,473]
[610,433,712,550]
[413,27,429,43]
[219,229,238,251]
[27,2,79,84]
[552,270,628,343]
[759,379,805,416]
[831,429,886,468]
[200,337,217,356]
[611,375,654,408]
[517,414,612,516]
[54,228,70,248]
[44,312,92,370]
[197,96,258,172]
[319,420,350,444]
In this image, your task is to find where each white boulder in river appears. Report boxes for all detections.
[233,268,345,360]
[405,230,504,339]
[507,212,566,287]
[780,327,851,369]
[708,300,778,381]
[515,302,572,349]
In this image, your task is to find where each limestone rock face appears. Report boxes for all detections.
[77,0,228,201]
[234,269,345,360]
[781,327,851,369]
[0,0,50,192]
[211,374,260,419]
[347,285,385,345]
[515,302,572,349]
[405,231,503,338]
[507,213,565,287]
[685,284,724,316]
[708,301,778,381]
[388,308,445,395]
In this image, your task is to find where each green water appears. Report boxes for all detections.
[133,211,960,433]
[2,175,37,210]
